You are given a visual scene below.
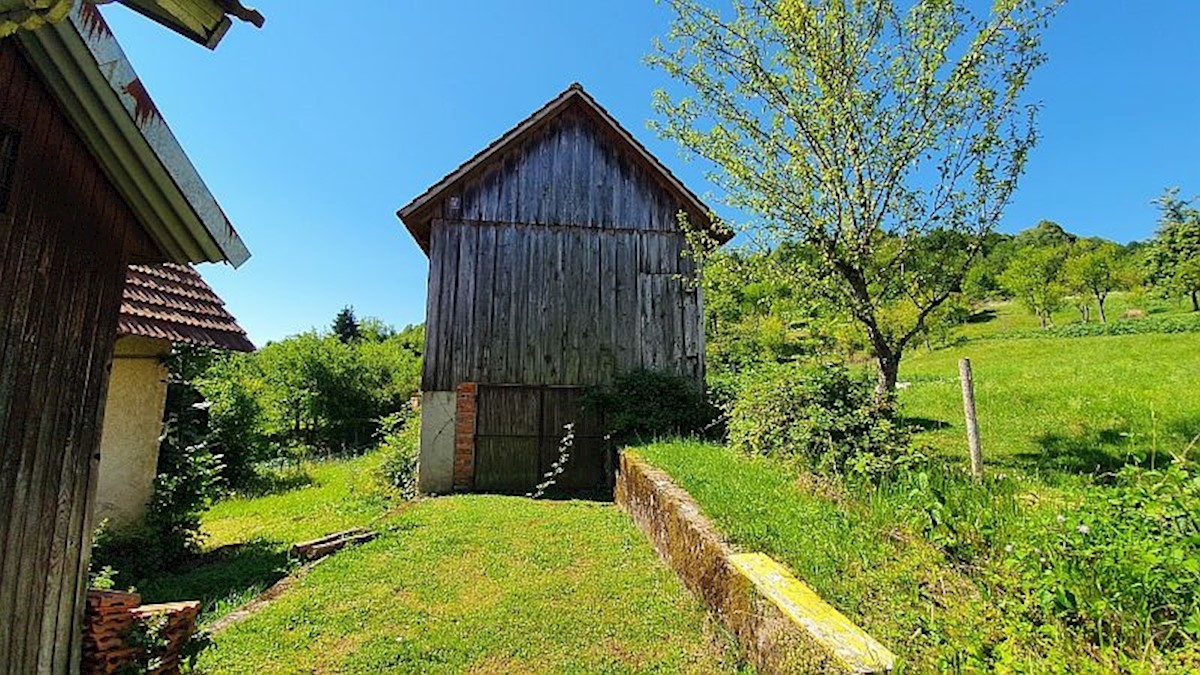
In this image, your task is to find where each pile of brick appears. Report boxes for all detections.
[82,589,200,674]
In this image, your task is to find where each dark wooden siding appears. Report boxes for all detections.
[420,106,705,393]
[448,107,685,232]
[422,220,703,392]
[474,385,608,494]
[0,40,156,674]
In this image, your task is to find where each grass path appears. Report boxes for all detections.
[196,495,747,674]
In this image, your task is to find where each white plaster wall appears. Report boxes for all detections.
[418,391,456,494]
[94,336,171,529]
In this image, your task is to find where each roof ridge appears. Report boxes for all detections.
[395,82,720,254]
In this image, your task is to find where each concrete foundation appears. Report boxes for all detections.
[94,336,172,529]
[616,451,895,673]
[417,390,456,494]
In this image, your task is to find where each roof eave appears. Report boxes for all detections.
[395,84,724,251]
[110,0,264,50]
[16,4,250,267]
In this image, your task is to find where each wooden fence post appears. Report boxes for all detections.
[959,358,983,481]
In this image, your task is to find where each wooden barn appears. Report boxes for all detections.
[398,84,724,496]
[0,3,260,672]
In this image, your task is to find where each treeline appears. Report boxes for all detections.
[965,189,1200,325]
[198,308,424,487]
[702,188,1200,383]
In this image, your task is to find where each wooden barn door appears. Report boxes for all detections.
[473,385,608,495]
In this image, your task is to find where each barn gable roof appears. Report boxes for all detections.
[398,83,723,254]
[119,263,254,352]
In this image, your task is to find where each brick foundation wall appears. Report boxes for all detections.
[453,382,477,490]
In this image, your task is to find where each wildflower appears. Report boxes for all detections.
[1056,514,1066,523]
[1077,524,1090,535]
[1004,544,1013,553]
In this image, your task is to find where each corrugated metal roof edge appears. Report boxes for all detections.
[16,4,250,267]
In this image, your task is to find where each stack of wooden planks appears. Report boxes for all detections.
[290,527,378,562]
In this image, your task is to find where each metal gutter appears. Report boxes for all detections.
[16,3,250,266]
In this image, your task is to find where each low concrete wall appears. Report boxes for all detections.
[95,336,171,528]
[616,452,895,674]
[418,391,456,494]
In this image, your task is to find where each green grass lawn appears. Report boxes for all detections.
[138,452,747,672]
[196,495,748,674]
[628,302,1200,671]
[900,331,1200,481]
[951,291,1195,341]
[203,453,392,549]
[634,442,1001,672]
[135,453,395,624]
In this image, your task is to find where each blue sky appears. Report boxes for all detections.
[102,1,1200,344]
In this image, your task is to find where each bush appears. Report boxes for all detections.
[211,324,423,463]
[582,369,717,444]
[1004,460,1200,654]
[197,354,268,489]
[376,412,420,499]
[91,349,224,580]
[727,361,914,476]
[872,457,1200,666]
[995,312,1200,340]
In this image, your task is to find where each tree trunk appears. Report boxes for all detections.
[1192,291,1198,312]
[1097,294,1107,323]
[1039,311,1048,329]
[875,349,901,402]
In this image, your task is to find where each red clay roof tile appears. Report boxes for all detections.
[118,263,254,352]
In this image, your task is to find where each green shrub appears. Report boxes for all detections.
[1004,460,1200,654]
[91,349,225,580]
[871,458,1200,666]
[994,312,1200,340]
[727,361,915,476]
[376,412,420,499]
[197,354,268,489]
[583,369,718,444]
[209,323,423,461]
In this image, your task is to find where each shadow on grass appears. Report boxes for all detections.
[233,468,314,499]
[966,309,998,324]
[903,416,952,432]
[1164,416,1200,456]
[134,540,292,618]
[1020,428,1151,477]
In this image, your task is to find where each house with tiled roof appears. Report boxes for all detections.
[95,263,253,529]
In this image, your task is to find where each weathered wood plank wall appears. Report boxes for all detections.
[421,107,704,393]
[0,40,155,674]
[473,385,607,494]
